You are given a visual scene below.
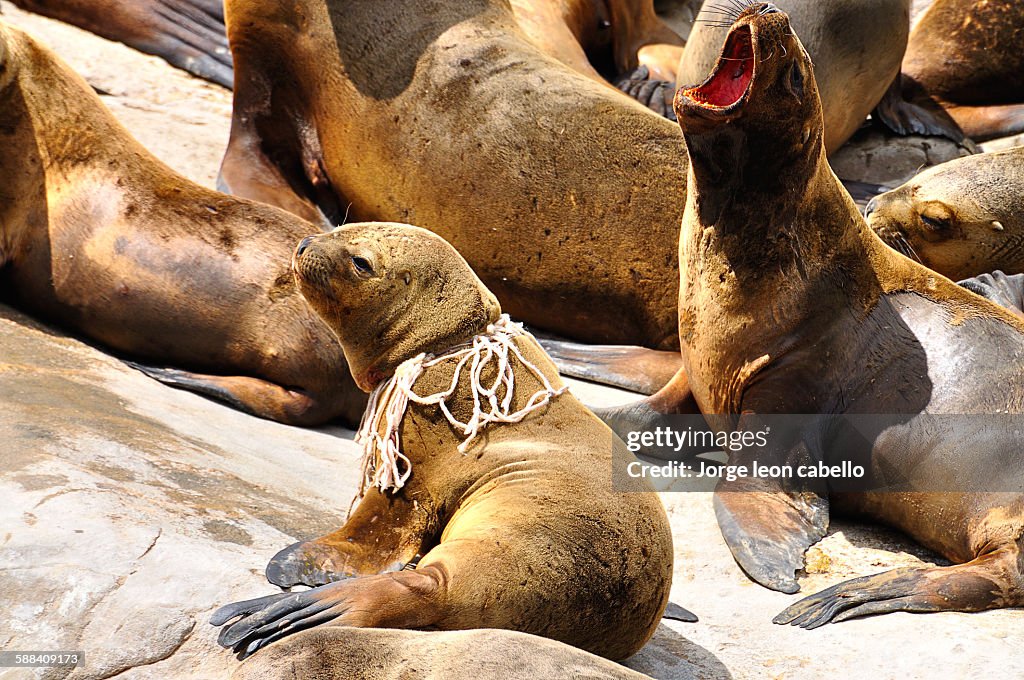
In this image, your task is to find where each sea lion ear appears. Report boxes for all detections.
[992,221,1005,232]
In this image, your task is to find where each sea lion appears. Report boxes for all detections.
[671,3,1024,625]
[219,0,687,350]
[509,0,685,116]
[677,0,912,154]
[229,627,654,680]
[867,146,1024,281]
[898,0,1024,142]
[210,223,675,660]
[8,0,232,88]
[0,20,365,426]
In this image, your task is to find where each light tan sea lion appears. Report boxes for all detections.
[210,223,676,660]
[670,3,1024,628]
[0,20,364,425]
[867,146,1024,280]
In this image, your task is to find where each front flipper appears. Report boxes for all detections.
[714,488,828,594]
[124,361,324,426]
[535,336,681,395]
[266,489,430,588]
[613,66,677,120]
[873,74,965,142]
[773,547,1023,628]
[959,270,1024,318]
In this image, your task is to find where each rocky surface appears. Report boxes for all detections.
[1,3,1022,680]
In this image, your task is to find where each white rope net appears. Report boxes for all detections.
[354,314,569,497]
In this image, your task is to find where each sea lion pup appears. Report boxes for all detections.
[210,223,674,660]
[677,0,914,154]
[673,4,1024,626]
[220,0,687,351]
[8,0,232,88]
[0,20,364,426]
[867,146,1024,281]
[897,0,1024,142]
[509,0,685,117]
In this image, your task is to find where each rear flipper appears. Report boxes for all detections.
[662,601,698,623]
[536,336,681,395]
[613,66,677,121]
[773,546,1023,628]
[594,369,716,460]
[948,103,1024,143]
[959,270,1024,319]
[873,74,965,142]
[124,361,328,426]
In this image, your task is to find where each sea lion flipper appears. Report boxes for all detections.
[613,65,677,121]
[662,601,698,623]
[713,488,828,594]
[535,337,681,394]
[773,547,1024,628]
[124,362,322,425]
[958,270,1024,318]
[873,75,965,142]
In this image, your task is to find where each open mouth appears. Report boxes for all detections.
[681,25,754,110]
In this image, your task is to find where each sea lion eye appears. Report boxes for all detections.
[351,256,374,276]
[920,214,950,231]
[787,62,804,99]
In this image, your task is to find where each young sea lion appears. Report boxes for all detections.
[672,3,1024,625]
[867,146,1024,280]
[210,223,675,660]
[0,20,364,425]
[8,0,232,88]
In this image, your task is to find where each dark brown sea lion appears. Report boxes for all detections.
[210,223,675,660]
[677,0,913,154]
[867,146,1024,280]
[899,0,1024,142]
[8,0,232,88]
[220,0,687,350]
[0,20,364,425]
[671,3,1024,625]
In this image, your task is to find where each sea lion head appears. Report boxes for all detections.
[292,222,502,391]
[865,160,1017,281]
[673,3,822,186]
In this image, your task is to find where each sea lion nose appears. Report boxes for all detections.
[295,236,315,257]
[864,197,879,218]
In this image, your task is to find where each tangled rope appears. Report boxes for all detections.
[354,314,569,496]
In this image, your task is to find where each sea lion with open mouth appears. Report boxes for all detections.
[210,223,675,659]
[672,3,1024,626]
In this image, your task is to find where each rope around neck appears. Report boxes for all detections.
[354,314,569,497]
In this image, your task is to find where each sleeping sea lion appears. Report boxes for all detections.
[867,146,1024,280]
[8,0,232,88]
[0,20,364,425]
[210,223,675,660]
[671,3,1024,626]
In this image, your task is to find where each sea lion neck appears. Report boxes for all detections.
[293,223,503,392]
